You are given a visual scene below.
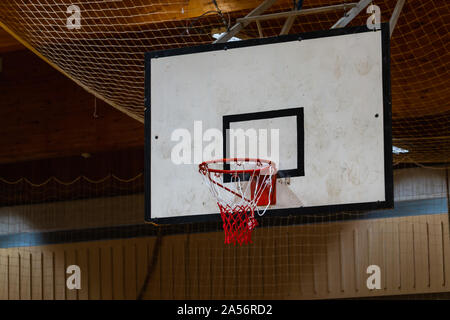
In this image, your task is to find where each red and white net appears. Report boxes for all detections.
[199,158,276,245]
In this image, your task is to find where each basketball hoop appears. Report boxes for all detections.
[198,158,277,245]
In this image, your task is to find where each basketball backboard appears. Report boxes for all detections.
[145,24,393,224]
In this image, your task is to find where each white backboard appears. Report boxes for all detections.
[145,25,393,224]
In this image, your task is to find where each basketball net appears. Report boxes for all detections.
[199,159,276,245]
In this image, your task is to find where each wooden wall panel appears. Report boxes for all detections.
[145,241,161,300]
[19,250,31,299]
[124,244,137,300]
[111,245,124,300]
[185,237,199,299]
[42,251,54,300]
[414,221,429,290]
[53,249,66,300]
[399,221,415,292]
[99,247,113,300]
[30,251,42,300]
[8,252,19,299]
[383,222,401,291]
[274,225,289,296]
[442,219,450,287]
[427,217,444,288]
[299,226,315,297]
[158,238,173,299]
[340,228,356,294]
[209,232,224,299]
[325,225,342,296]
[87,248,101,299]
[315,227,325,295]
[0,252,8,299]
[76,248,89,300]
[172,235,187,300]
[1,214,450,300]
[249,234,264,299]
[287,230,302,297]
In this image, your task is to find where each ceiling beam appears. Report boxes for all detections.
[256,20,264,38]
[172,0,273,22]
[331,0,372,29]
[237,3,357,23]
[214,0,277,43]
[280,12,297,35]
[390,0,406,38]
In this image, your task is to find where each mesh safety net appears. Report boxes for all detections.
[0,0,449,300]
[0,0,448,164]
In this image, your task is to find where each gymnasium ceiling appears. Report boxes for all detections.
[0,50,144,165]
[0,28,23,52]
[0,0,448,164]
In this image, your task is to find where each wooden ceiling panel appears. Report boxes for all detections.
[0,28,22,52]
[0,50,143,164]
